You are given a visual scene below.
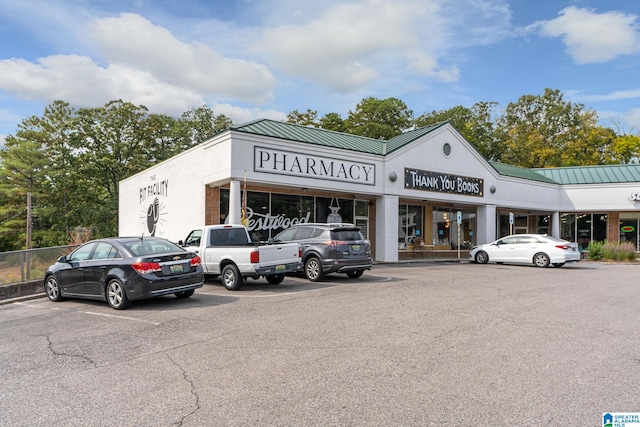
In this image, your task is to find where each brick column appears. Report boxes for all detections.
[607,211,619,242]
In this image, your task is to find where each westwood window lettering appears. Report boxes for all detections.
[405,168,483,197]
[254,146,375,185]
[243,208,311,232]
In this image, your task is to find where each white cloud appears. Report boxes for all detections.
[213,103,287,124]
[89,13,276,103]
[568,88,640,103]
[0,12,277,119]
[598,108,640,134]
[0,0,513,130]
[532,6,640,64]
[252,0,503,91]
[0,55,205,116]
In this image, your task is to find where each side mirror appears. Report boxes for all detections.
[58,255,68,263]
[178,240,184,246]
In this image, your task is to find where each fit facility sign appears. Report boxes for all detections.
[404,168,484,197]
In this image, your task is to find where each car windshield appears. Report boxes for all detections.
[123,239,184,256]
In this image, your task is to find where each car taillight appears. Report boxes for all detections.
[324,240,349,247]
[298,246,303,258]
[131,261,161,275]
[250,249,260,263]
[555,244,570,250]
[190,256,201,266]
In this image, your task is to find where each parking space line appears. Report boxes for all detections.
[199,275,393,297]
[14,302,160,325]
[83,311,160,325]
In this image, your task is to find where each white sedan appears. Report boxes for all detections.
[469,234,581,267]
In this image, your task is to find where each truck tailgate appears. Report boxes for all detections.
[258,243,300,267]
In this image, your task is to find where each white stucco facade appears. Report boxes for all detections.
[119,121,640,262]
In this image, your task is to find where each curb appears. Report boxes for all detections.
[0,292,46,305]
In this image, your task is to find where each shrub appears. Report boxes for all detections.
[589,240,637,261]
[587,240,603,260]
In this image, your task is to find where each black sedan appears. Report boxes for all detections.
[44,237,204,309]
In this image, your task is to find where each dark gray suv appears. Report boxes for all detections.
[273,223,372,282]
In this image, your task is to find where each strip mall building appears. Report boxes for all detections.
[119,119,640,262]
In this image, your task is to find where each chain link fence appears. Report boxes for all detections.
[0,245,79,285]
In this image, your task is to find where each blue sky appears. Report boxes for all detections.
[1,0,639,146]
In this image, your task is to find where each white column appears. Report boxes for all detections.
[229,179,241,225]
[476,204,496,244]
[551,211,560,238]
[375,195,399,262]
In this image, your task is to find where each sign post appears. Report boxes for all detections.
[509,212,514,235]
[457,211,462,260]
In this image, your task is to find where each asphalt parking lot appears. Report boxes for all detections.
[1,261,638,426]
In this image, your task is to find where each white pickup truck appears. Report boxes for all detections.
[180,225,302,290]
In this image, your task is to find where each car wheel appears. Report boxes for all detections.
[553,263,565,268]
[175,289,195,299]
[106,279,131,310]
[45,275,63,302]
[266,274,285,285]
[304,257,325,282]
[533,252,550,268]
[346,270,364,279]
[475,251,489,264]
[222,264,243,290]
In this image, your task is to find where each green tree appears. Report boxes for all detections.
[286,108,318,126]
[606,134,640,164]
[415,105,473,133]
[414,102,501,160]
[496,88,604,168]
[0,135,48,249]
[346,97,414,140]
[0,101,77,248]
[69,100,159,237]
[176,105,232,151]
[0,100,235,250]
[318,112,346,132]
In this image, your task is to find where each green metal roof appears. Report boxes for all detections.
[229,119,640,186]
[230,119,385,154]
[489,162,559,184]
[385,122,448,153]
[230,118,447,155]
[533,164,640,184]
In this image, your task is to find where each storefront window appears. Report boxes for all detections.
[434,207,476,249]
[560,213,608,249]
[316,197,353,224]
[593,214,607,241]
[398,204,423,249]
[537,216,550,234]
[355,200,369,217]
[220,189,360,240]
[354,200,369,240]
[576,214,592,248]
[433,209,452,248]
[498,213,527,236]
[619,214,639,250]
[560,214,576,242]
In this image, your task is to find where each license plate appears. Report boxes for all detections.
[275,264,285,273]
[352,245,361,251]
[170,264,184,274]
